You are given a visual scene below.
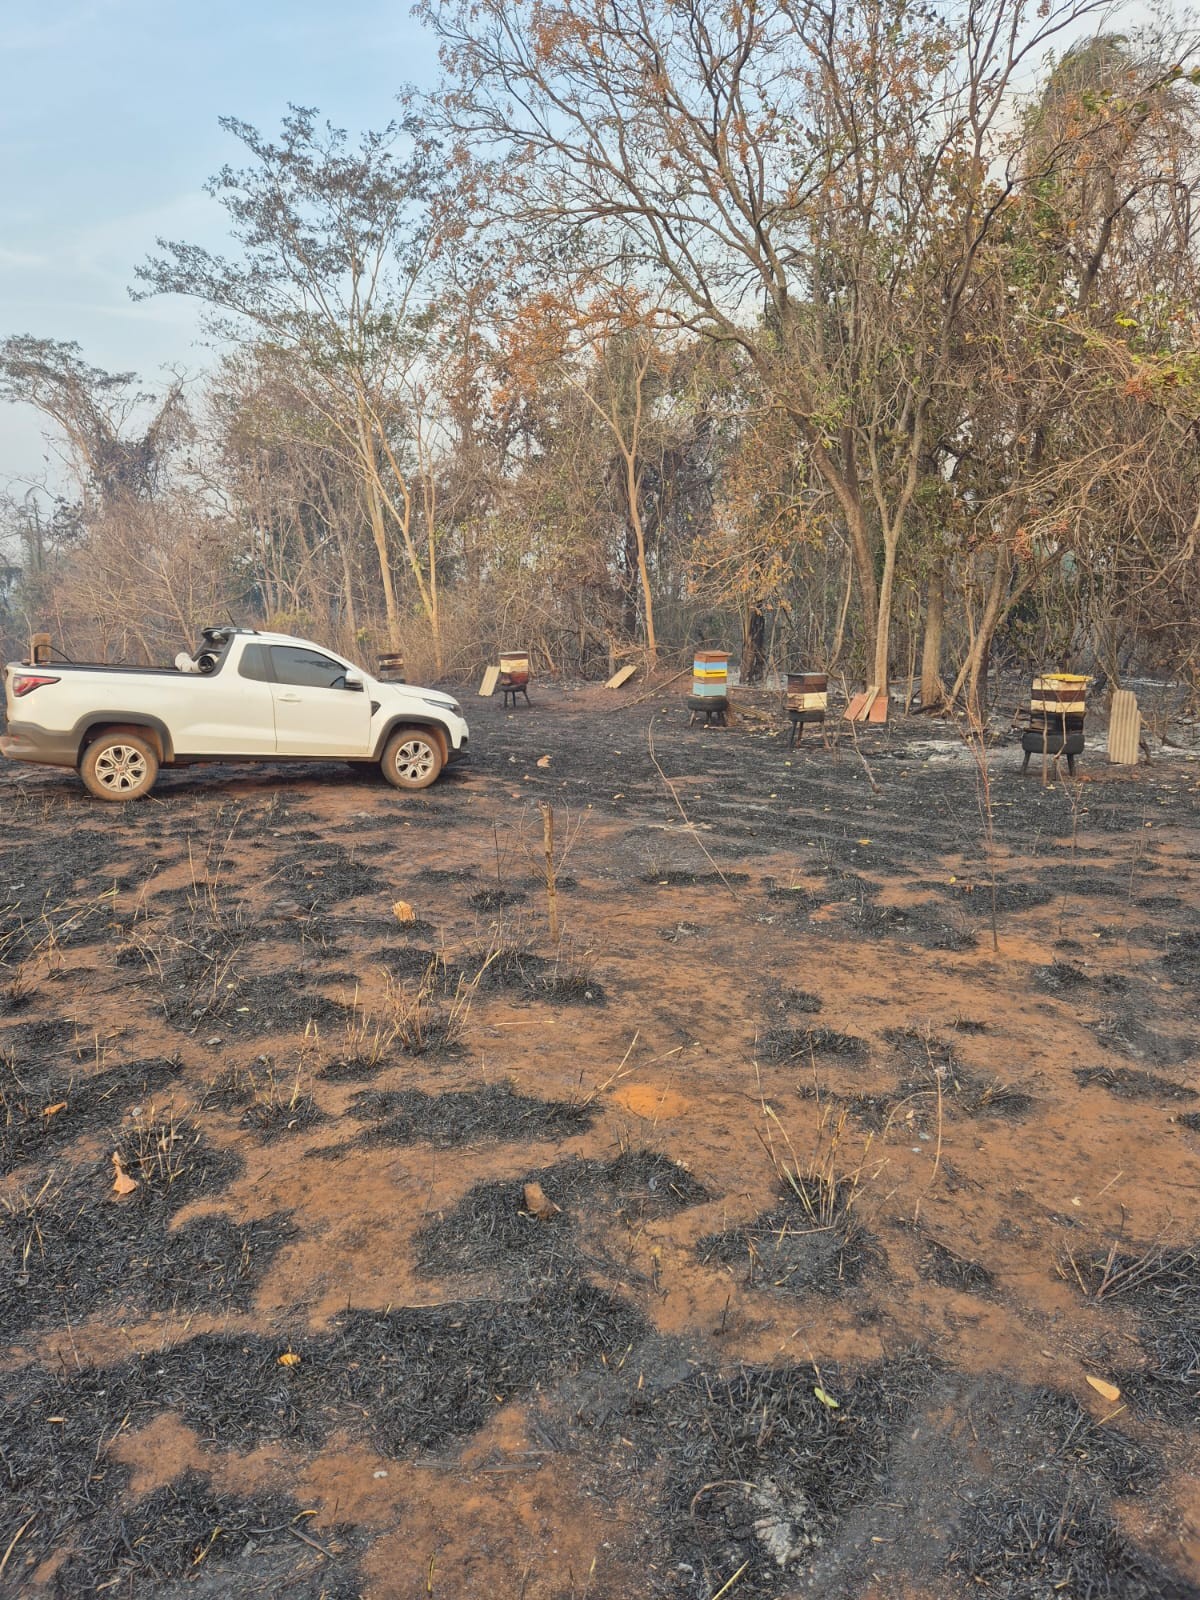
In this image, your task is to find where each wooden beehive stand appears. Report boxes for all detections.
[1020,673,1088,777]
[687,650,729,726]
[785,672,829,747]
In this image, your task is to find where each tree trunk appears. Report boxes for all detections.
[622,449,657,661]
[355,406,402,649]
[919,568,947,711]
[741,605,766,683]
[872,534,898,693]
[961,547,1010,720]
[845,504,878,684]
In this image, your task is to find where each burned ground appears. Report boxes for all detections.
[1,683,1198,1597]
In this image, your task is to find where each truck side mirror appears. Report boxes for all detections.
[343,671,364,692]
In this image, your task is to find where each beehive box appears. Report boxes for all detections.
[499,651,531,685]
[786,672,828,715]
[692,650,729,698]
[1032,673,1088,719]
[377,652,405,682]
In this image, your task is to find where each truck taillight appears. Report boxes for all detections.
[11,674,60,697]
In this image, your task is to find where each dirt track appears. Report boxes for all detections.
[2,683,1199,1598]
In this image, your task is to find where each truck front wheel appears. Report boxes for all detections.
[80,732,159,801]
[381,728,443,791]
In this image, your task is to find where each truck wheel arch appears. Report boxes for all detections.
[77,716,173,767]
[373,716,448,766]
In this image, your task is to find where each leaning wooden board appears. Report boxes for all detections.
[478,665,500,697]
[1108,688,1140,764]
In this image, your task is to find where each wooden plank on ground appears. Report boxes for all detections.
[605,663,638,689]
[867,691,889,723]
[845,685,880,723]
[844,690,871,722]
[1108,688,1140,764]
[478,665,500,697]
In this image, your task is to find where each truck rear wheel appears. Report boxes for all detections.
[80,732,159,801]
[381,727,443,790]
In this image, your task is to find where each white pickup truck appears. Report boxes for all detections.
[1,626,469,801]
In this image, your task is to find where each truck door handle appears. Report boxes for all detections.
[277,693,302,703]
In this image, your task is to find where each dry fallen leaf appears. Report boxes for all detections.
[42,1102,68,1118]
[392,899,415,923]
[1086,1375,1120,1403]
[522,1181,561,1221]
[111,1153,138,1197]
[278,1351,302,1367]
[537,754,551,767]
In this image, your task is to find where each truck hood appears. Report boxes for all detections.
[376,683,463,716]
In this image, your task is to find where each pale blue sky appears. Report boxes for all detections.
[0,0,436,485]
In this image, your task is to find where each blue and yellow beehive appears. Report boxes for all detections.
[692,650,729,699]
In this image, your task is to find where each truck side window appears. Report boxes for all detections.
[270,646,346,689]
[238,644,273,682]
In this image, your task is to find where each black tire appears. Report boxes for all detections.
[381,727,443,790]
[80,732,159,801]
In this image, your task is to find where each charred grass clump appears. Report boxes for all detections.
[1073,1064,1197,1102]
[0,1116,291,1333]
[641,869,751,888]
[757,1026,867,1066]
[330,968,474,1072]
[0,1052,184,1172]
[468,886,528,910]
[836,896,977,952]
[623,1350,937,1598]
[761,983,823,1016]
[1067,1241,1200,1425]
[163,968,351,1037]
[201,1059,325,1140]
[272,847,385,909]
[952,876,1054,914]
[885,1026,1035,1121]
[1033,959,1091,993]
[63,1469,365,1599]
[697,1170,882,1298]
[470,937,606,1004]
[1161,929,1200,987]
[949,1390,1182,1599]
[347,1081,597,1149]
[919,1234,995,1296]
[1089,1006,1191,1065]
[955,1492,1197,1600]
[415,1149,710,1284]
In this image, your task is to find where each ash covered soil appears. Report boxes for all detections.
[2,681,1199,1599]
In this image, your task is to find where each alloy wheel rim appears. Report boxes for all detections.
[395,740,434,781]
[95,745,148,791]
